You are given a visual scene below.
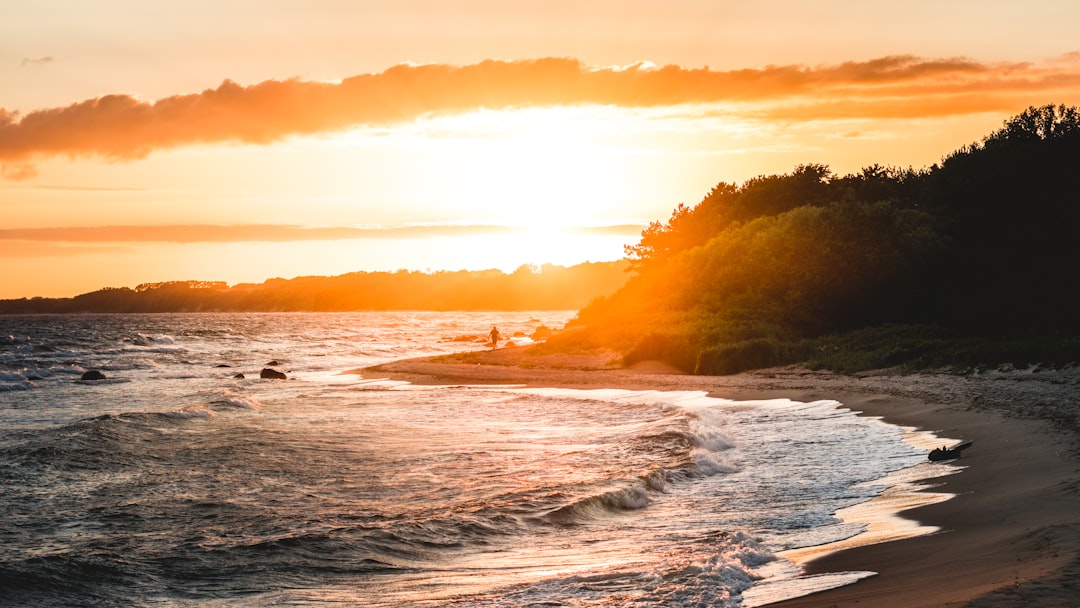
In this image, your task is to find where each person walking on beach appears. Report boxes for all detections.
[488,325,501,348]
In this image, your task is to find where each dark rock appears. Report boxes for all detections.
[233,373,245,379]
[260,368,287,380]
[80,370,106,381]
[266,360,282,366]
[214,364,232,368]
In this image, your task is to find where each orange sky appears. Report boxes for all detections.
[3,1,1080,298]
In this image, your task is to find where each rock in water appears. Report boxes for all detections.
[80,370,106,381]
[260,368,287,380]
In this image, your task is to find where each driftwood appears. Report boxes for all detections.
[929,440,973,461]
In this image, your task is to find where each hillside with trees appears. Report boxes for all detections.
[550,105,1080,373]
[0,261,629,313]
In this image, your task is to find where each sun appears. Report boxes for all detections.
[371,106,642,228]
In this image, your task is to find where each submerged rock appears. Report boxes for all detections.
[260,368,286,380]
[80,370,106,381]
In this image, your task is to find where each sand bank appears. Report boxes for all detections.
[354,347,1080,607]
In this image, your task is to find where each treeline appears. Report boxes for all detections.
[0,261,629,313]
[551,104,1080,373]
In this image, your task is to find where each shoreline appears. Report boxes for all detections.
[354,347,1080,607]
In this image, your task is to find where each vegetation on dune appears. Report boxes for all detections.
[552,104,1080,373]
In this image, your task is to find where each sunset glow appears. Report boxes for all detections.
[4,1,1080,298]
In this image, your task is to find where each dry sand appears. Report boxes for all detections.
[355,346,1080,607]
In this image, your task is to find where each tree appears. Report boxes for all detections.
[983,104,1080,144]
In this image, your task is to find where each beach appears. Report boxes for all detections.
[358,347,1080,607]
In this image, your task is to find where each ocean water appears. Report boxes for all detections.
[0,312,936,607]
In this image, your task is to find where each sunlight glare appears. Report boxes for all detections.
[327,106,658,227]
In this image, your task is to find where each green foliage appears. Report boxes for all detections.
[803,325,1080,373]
[696,338,810,375]
[983,104,1080,144]
[624,164,840,271]
[644,198,944,338]
[586,104,1080,373]
[622,331,701,373]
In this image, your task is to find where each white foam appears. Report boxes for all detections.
[513,387,739,455]
[168,404,216,419]
[741,568,876,606]
[125,333,176,346]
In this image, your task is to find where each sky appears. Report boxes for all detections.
[3,1,1080,298]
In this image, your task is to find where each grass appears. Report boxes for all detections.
[801,325,1080,373]
[605,323,1080,375]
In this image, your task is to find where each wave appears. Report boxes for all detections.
[211,391,262,410]
[0,380,34,391]
[534,446,736,528]
[167,404,216,419]
[493,530,775,608]
[123,333,176,346]
[74,377,132,385]
[538,481,652,524]
[0,549,146,607]
[492,389,740,527]
[0,348,85,364]
[0,334,31,345]
[91,359,160,373]
[2,411,213,477]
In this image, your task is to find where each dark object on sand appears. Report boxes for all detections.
[260,368,287,380]
[80,370,106,381]
[929,440,973,461]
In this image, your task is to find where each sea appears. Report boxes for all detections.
[0,312,950,607]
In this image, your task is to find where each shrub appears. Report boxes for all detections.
[623,332,701,372]
[696,337,808,375]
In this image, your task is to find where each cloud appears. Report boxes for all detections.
[0,223,643,244]
[20,56,54,67]
[1,163,37,180]
[32,184,146,192]
[3,55,1079,177]
[0,240,126,259]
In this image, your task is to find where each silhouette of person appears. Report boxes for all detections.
[488,325,500,348]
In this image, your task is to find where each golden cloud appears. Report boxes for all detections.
[2,55,1079,178]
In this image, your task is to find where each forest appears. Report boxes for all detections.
[548,104,1080,373]
[0,261,629,313]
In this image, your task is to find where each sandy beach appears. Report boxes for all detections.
[355,346,1080,607]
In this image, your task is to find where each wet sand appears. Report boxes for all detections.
[353,347,1080,607]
